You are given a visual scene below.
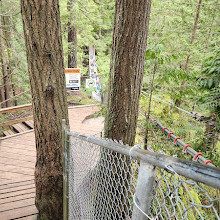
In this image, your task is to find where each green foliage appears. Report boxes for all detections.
[196,48,220,115]
[60,0,114,75]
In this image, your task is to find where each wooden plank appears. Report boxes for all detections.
[0,192,35,205]
[2,131,34,140]
[0,180,34,190]
[23,120,34,129]
[0,104,32,114]
[0,169,34,179]
[29,120,34,127]
[0,171,34,184]
[1,139,35,147]
[19,214,38,220]
[0,116,33,127]
[12,124,26,133]
[0,155,35,163]
[0,164,34,175]
[0,141,35,149]
[0,145,35,152]
[0,179,13,186]
[0,149,36,157]
[0,161,35,169]
[16,123,30,131]
[0,187,35,199]
[0,204,38,219]
[0,130,34,140]
[3,130,16,136]
[0,183,35,195]
[0,197,35,212]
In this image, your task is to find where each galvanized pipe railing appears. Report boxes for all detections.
[67,131,220,190]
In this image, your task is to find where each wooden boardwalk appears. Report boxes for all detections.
[0,105,103,220]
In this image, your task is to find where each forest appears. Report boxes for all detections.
[0,0,219,219]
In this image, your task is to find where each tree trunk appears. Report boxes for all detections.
[203,113,219,151]
[20,1,69,219]
[144,58,157,149]
[3,15,17,106]
[12,84,17,106]
[8,14,20,106]
[0,19,11,108]
[3,15,14,106]
[67,0,77,68]
[100,1,152,219]
[175,0,202,107]
[104,0,152,146]
[185,0,202,72]
[0,86,6,108]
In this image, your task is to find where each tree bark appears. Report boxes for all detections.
[67,0,77,68]
[20,1,69,219]
[104,0,152,146]
[100,1,152,219]
[144,58,157,149]
[0,86,5,108]
[0,18,11,108]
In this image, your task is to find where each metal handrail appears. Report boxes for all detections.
[67,130,220,190]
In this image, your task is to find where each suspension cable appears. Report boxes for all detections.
[140,110,214,166]
[141,91,219,131]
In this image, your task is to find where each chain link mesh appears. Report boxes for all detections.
[67,135,220,220]
[69,137,139,220]
[151,166,220,220]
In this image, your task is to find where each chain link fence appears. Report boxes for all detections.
[62,122,220,220]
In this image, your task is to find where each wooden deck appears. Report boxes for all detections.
[0,105,103,220]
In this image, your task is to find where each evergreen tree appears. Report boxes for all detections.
[20,0,69,219]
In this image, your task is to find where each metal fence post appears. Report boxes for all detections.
[132,161,156,220]
[62,120,70,220]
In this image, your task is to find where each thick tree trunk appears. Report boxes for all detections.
[100,1,152,219]
[67,0,77,68]
[0,20,11,108]
[20,1,69,219]
[104,0,152,146]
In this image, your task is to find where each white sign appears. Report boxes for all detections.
[65,68,81,90]
[86,78,97,88]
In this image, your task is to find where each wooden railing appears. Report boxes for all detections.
[0,104,33,127]
[0,103,32,114]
